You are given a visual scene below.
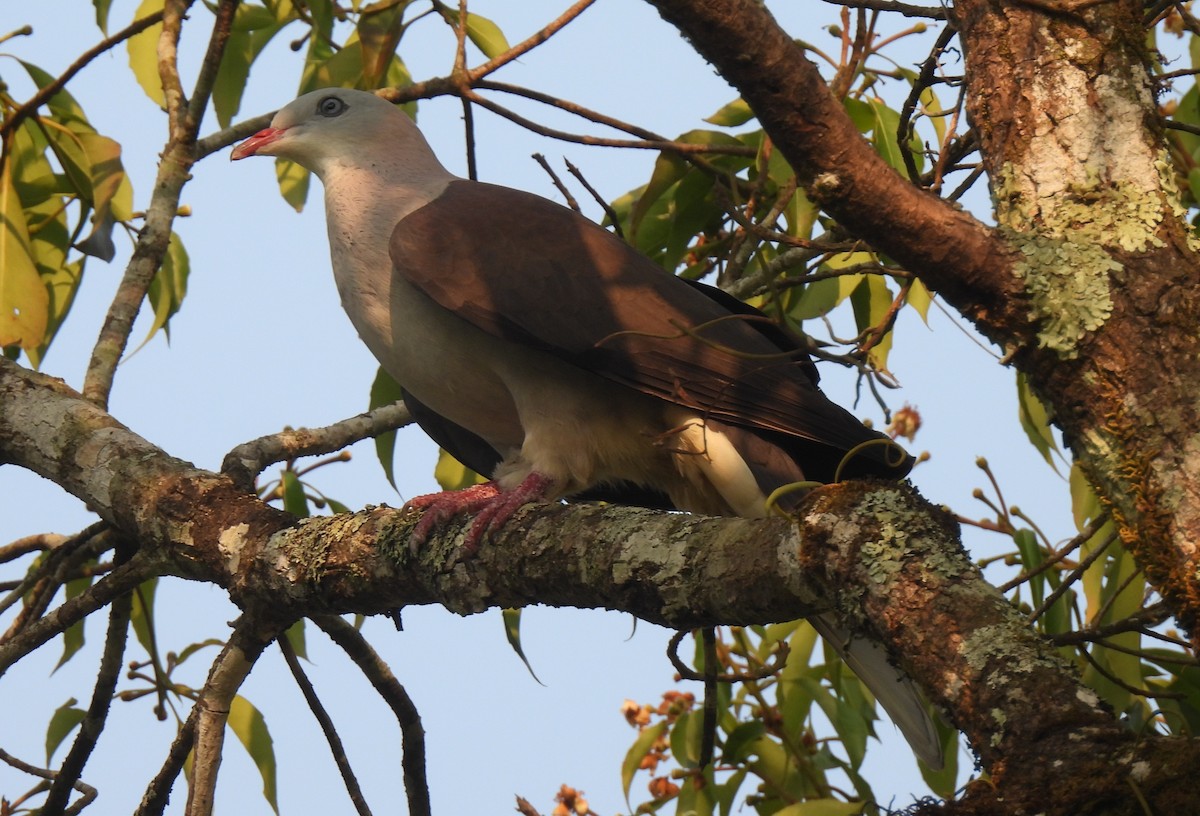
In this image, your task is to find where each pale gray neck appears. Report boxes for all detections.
[320,164,454,368]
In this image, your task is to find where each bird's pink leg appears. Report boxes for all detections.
[405,472,555,554]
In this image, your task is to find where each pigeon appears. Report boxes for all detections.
[232,88,940,767]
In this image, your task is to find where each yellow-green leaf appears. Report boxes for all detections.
[0,156,50,353]
[136,231,189,351]
[437,8,510,59]
[1016,371,1059,470]
[369,366,404,489]
[704,97,755,127]
[621,720,667,804]
[280,470,310,517]
[127,0,167,108]
[849,274,894,369]
[45,699,86,764]
[228,695,279,814]
[55,574,94,671]
[906,277,933,324]
[501,608,543,684]
[130,579,159,658]
[283,619,307,660]
[434,447,483,491]
[275,158,310,212]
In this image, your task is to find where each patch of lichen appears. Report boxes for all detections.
[277,517,335,584]
[992,161,1177,359]
[376,511,421,566]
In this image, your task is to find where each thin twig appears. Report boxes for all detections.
[532,154,581,213]
[997,513,1109,593]
[134,708,199,816]
[221,401,414,492]
[564,158,623,236]
[42,544,135,813]
[819,0,948,20]
[466,0,597,83]
[315,616,432,816]
[0,10,165,142]
[1028,532,1117,624]
[278,633,374,816]
[0,749,97,814]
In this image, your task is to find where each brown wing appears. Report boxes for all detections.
[390,180,908,479]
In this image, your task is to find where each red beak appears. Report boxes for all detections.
[230,127,286,161]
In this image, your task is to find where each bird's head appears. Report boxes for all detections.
[231,88,436,179]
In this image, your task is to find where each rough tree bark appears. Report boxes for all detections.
[648,0,1200,642]
[4,1,1200,814]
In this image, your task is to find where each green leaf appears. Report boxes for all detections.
[281,470,310,517]
[1016,371,1059,469]
[669,709,701,769]
[213,21,288,128]
[621,720,667,804]
[0,155,50,354]
[704,97,755,127]
[501,608,542,684]
[173,638,224,667]
[722,721,766,763]
[45,699,86,764]
[437,7,510,58]
[358,1,408,87]
[94,0,115,33]
[228,695,279,814]
[137,231,190,350]
[55,574,95,671]
[19,61,92,128]
[434,447,483,491]
[369,366,405,489]
[283,619,307,661]
[275,158,310,212]
[849,274,894,370]
[906,277,933,324]
[1012,529,1044,608]
[130,579,159,658]
[1069,463,1102,530]
[127,0,167,108]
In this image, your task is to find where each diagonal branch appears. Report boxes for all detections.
[644,0,1023,342]
[278,631,374,816]
[186,615,282,816]
[315,615,431,816]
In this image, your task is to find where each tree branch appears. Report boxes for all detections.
[186,615,281,816]
[644,0,1025,342]
[315,615,432,816]
[221,402,414,492]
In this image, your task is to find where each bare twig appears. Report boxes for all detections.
[467,0,596,83]
[220,401,414,492]
[134,708,199,816]
[0,532,68,563]
[0,549,158,677]
[0,748,97,815]
[42,545,134,813]
[82,0,236,408]
[278,632,374,816]
[1028,532,1118,624]
[564,158,623,236]
[997,513,1110,593]
[819,0,949,20]
[315,615,432,816]
[0,10,165,142]
[532,154,581,213]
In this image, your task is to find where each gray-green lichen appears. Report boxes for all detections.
[993,150,1173,359]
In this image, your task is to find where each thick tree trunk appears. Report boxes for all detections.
[646,0,1200,644]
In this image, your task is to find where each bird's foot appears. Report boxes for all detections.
[405,472,554,555]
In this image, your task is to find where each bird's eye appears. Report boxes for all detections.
[317,96,347,118]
